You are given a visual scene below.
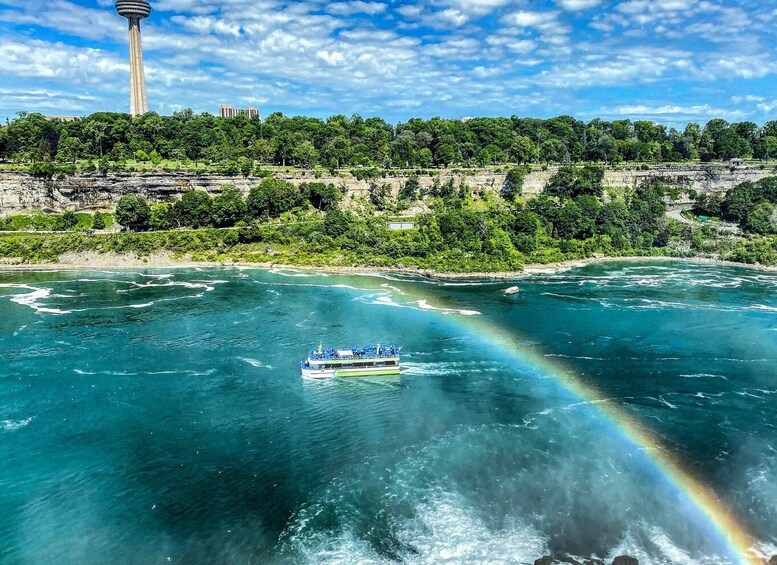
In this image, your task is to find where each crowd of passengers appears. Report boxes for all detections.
[309,346,399,360]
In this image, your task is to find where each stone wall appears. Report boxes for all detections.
[0,165,774,215]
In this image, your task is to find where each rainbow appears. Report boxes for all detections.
[376,278,760,564]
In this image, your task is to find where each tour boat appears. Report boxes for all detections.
[301,344,401,379]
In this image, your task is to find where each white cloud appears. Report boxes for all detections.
[555,0,604,11]
[326,2,388,16]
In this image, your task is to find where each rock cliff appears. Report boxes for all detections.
[0,165,773,214]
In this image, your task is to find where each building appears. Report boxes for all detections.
[219,105,260,119]
[46,116,81,122]
[115,0,151,117]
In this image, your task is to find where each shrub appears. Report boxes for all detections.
[92,211,106,230]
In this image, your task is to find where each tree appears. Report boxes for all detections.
[746,202,777,234]
[55,210,78,231]
[92,211,106,230]
[175,191,214,228]
[511,136,538,164]
[247,177,303,218]
[323,208,352,238]
[502,167,528,200]
[293,140,319,168]
[116,195,151,231]
[323,136,351,169]
[149,204,175,231]
[306,182,341,211]
[714,128,750,160]
[252,138,275,163]
[692,193,723,217]
[723,181,759,225]
[211,185,247,227]
[57,137,84,163]
[545,165,604,199]
[369,182,391,210]
[399,175,420,202]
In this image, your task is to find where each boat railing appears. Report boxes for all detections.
[306,346,400,361]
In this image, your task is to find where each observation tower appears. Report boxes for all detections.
[115,0,152,116]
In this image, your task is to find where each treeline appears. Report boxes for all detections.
[2,111,776,170]
[115,180,341,232]
[694,177,777,234]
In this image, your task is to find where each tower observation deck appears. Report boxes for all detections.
[115,0,151,116]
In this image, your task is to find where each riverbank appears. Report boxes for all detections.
[1,251,775,277]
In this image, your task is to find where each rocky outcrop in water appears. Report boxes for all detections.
[534,555,634,565]
[0,165,773,215]
[768,555,776,565]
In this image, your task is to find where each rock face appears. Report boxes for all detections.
[0,165,773,215]
[768,555,777,565]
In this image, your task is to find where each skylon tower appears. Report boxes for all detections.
[115,0,151,116]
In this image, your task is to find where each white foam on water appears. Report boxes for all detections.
[74,368,208,377]
[288,493,549,565]
[269,268,321,278]
[138,273,174,279]
[0,284,82,315]
[750,304,777,312]
[607,527,732,565]
[254,281,361,291]
[393,493,549,564]
[413,300,480,316]
[238,357,273,370]
[546,353,607,361]
[2,417,34,431]
[679,374,728,380]
[380,283,405,295]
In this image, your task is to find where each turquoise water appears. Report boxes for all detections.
[1,263,775,564]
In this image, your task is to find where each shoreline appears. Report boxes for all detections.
[1,252,775,278]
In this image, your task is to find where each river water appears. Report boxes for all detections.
[0,262,775,564]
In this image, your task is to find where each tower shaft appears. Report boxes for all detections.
[127,17,148,117]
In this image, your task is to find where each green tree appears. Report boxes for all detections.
[175,191,214,228]
[293,140,319,168]
[306,182,341,211]
[149,204,175,231]
[323,207,352,237]
[502,166,528,200]
[92,211,106,230]
[323,136,351,169]
[369,182,392,210]
[116,195,151,231]
[399,175,421,202]
[211,185,247,227]
[546,165,604,199]
[247,177,303,218]
[723,181,759,225]
[54,210,78,231]
[56,137,85,163]
[745,202,777,234]
[511,136,538,164]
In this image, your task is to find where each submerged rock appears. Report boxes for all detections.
[534,556,581,565]
[612,557,639,565]
[534,555,605,565]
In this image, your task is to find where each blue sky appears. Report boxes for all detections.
[0,0,775,125]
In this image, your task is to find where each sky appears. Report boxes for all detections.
[0,0,776,125]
